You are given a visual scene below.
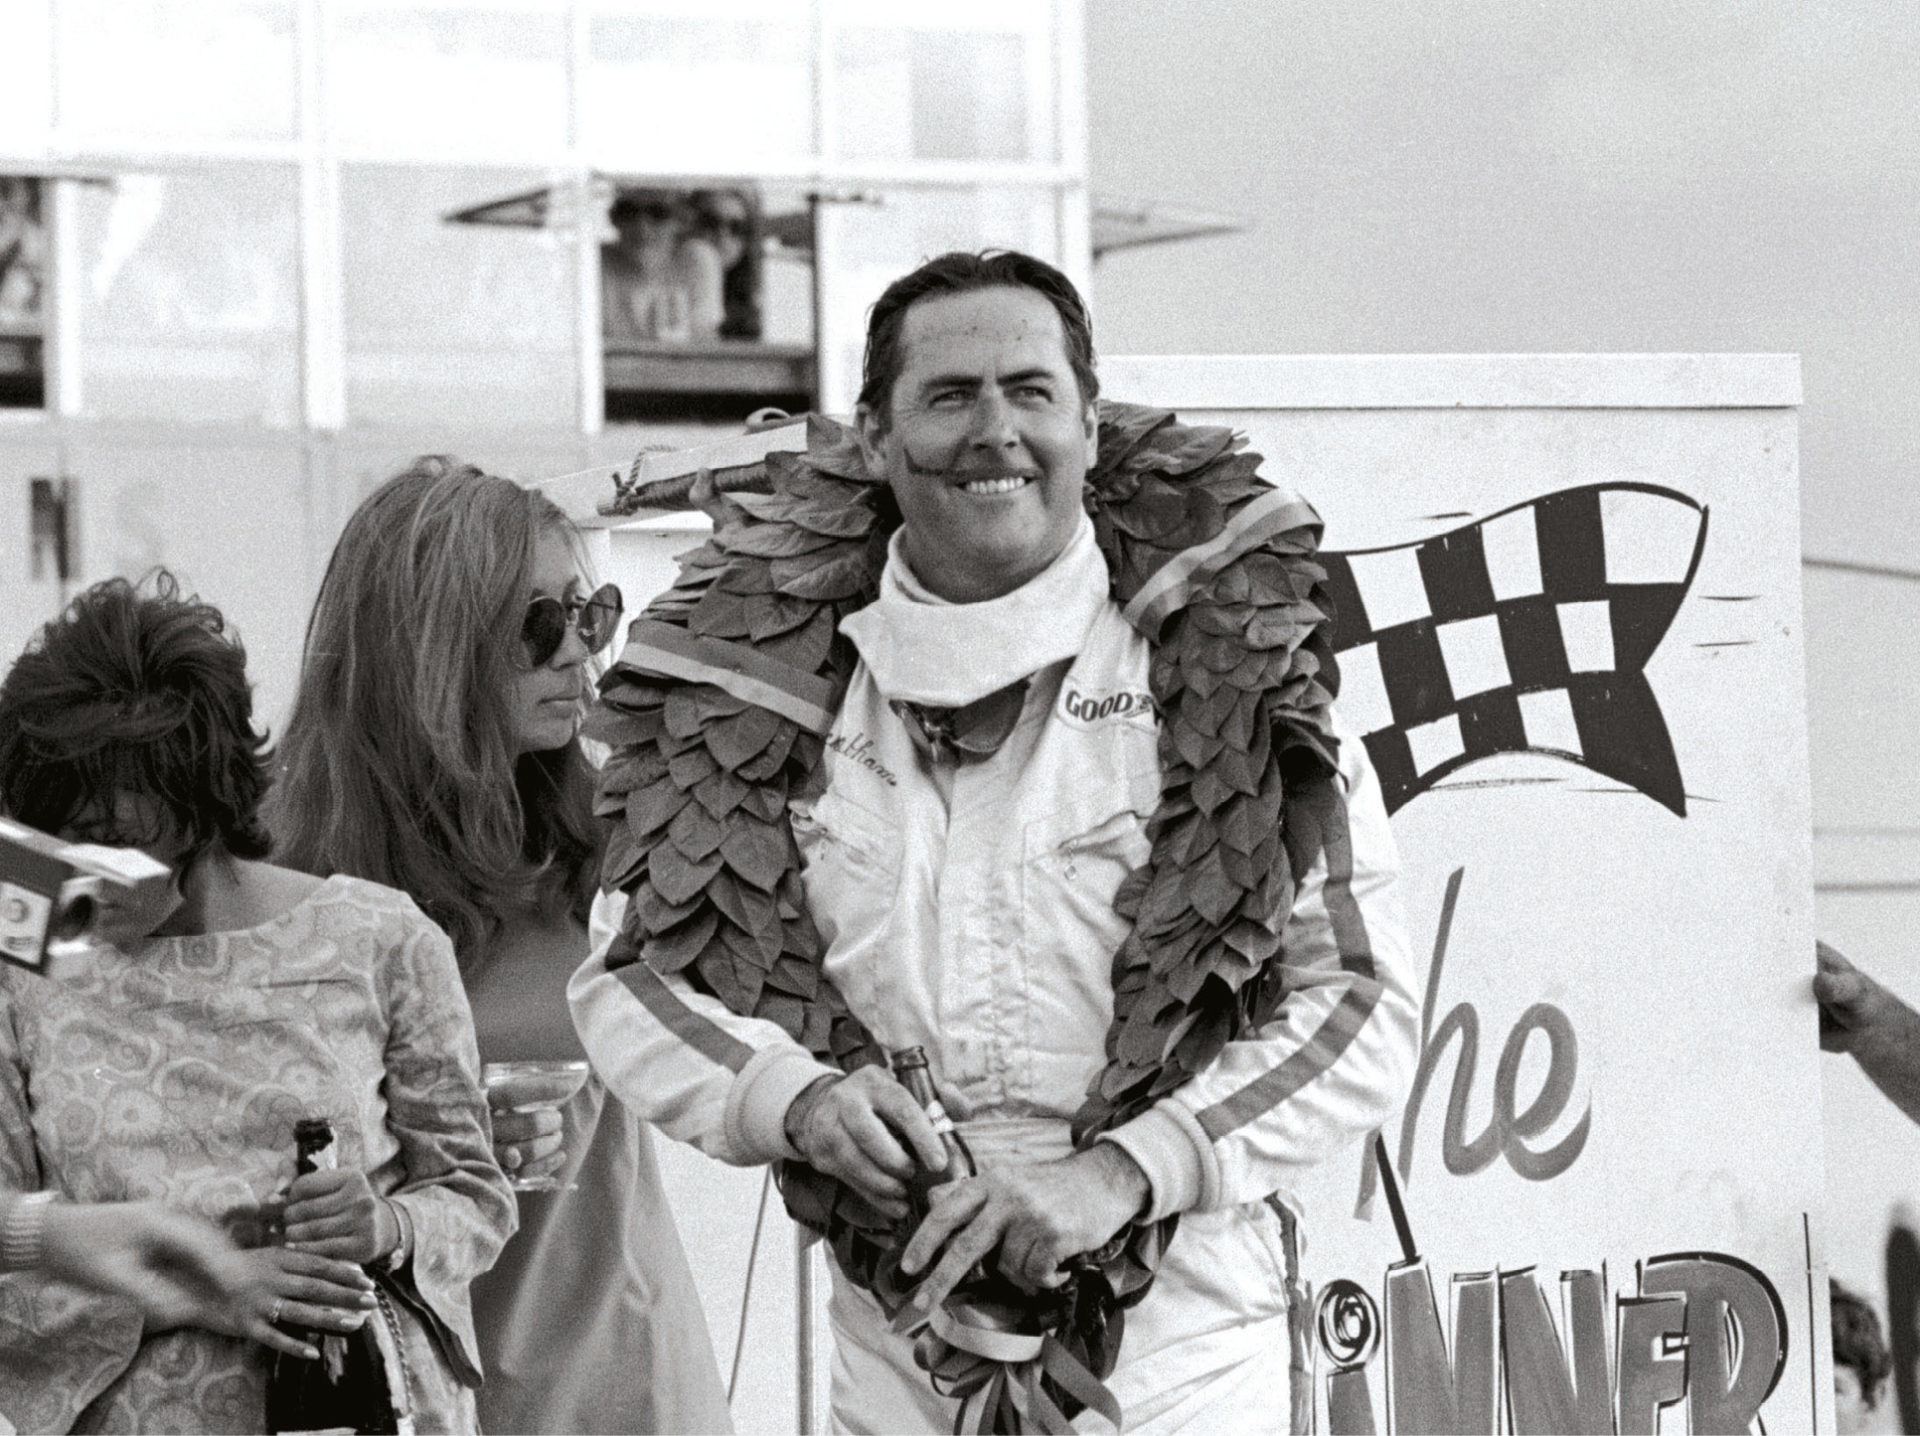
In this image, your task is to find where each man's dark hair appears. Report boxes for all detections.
[0,571,272,866]
[1832,1280,1892,1409]
[858,249,1099,423]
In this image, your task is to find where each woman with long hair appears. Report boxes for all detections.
[271,457,731,1434]
[0,573,514,1432]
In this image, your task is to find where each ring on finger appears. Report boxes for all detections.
[268,1297,284,1325]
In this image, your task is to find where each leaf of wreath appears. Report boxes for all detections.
[590,400,1340,1429]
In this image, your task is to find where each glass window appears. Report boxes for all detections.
[0,176,48,410]
[0,0,52,146]
[73,164,302,426]
[600,180,814,424]
[328,4,570,160]
[835,27,1037,163]
[341,165,578,429]
[757,185,816,348]
[56,0,296,144]
[830,29,910,163]
[582,5,814,169]
[0,436,66,674]
[817,185,1059,411]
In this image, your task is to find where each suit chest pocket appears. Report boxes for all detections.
[1019,770,1158,969]
[790,789,902,995]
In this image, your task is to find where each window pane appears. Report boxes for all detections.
[583,7,814,169]
[600,181,813,424]
[836,28,1036,163]
[0,0,52,146]
[817,186,1058,410]
[0,177,48,410]
[57,0,296,143]
[329,5,570,159]
[75,164,301,426]
[342,165,578,428]
[0,437,66,670]
[759,186,815,348]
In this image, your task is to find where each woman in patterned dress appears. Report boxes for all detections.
[271,458,732,1434]
[0,574,516,1433]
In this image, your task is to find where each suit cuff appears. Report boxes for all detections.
[726,1046,841,1164]
[1099,1100,1219,1221]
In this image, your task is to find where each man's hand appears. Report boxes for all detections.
[899,1145,1150,1312]
[784,1068,948,1222]
[284,1169,399,1265]
[1815,940,1920,1125]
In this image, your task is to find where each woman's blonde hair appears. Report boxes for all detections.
[270,456,599,960]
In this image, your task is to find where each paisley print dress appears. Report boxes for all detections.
[0,875,516,1433]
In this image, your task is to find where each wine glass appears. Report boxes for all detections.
[481,1059,591,1193]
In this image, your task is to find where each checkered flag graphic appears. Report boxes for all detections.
[1322,482,1708,817]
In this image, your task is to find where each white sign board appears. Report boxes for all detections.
[1105,355,1824,1436]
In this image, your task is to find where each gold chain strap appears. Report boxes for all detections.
[372,1281,415,1427]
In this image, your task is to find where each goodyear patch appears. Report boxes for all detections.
[1058,685,1158,729]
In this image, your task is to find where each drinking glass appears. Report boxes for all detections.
[481,1059,591,1193]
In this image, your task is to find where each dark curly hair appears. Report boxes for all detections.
[0,572,272,867]
[1832,1280,1891,1410]
[857,249,1099,424]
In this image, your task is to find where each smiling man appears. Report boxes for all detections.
[572,251,1417,1433]
[861,280,1095,603]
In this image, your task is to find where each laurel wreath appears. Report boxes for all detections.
[587,402,1341,1431]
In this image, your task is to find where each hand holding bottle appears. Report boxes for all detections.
[283,1168,401,1265]
[783,1065,948,1222]
[889,1047,976,1218]
[134,1238,374,1358]
[265,1117,406,1434]
[232,1247,379,1357]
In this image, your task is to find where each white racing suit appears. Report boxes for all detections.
[570,527,1418,1433]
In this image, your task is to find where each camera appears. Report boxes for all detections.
[0,817,173,971]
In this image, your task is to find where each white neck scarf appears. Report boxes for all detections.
[840,511,1110,707]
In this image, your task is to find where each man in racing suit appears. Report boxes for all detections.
[570,250,1418,1433]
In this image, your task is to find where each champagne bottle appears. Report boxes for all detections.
[264,1117,403,1436]
[889,1047,975,1220]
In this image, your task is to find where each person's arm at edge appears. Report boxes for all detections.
[1816,940,1920,1125]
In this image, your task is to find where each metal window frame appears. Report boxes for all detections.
[12,0,1087,438]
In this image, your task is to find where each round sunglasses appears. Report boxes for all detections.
[522,582,624,667]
